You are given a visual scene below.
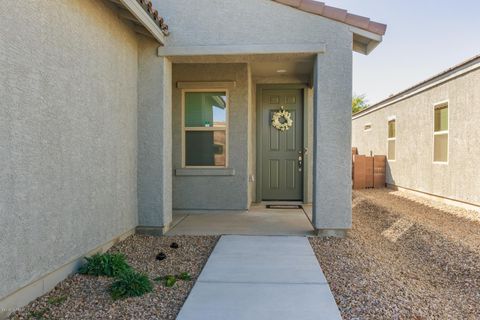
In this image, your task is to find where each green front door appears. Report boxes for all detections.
[260,89,303,200]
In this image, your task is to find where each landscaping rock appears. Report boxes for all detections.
[9,235,218,320]
[310,189,480,319]
[156,252,167,261]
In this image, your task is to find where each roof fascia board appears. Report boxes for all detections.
[352,62,480,120]
[119,0,165,44]
[158,43,326,57]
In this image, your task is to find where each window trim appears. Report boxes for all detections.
[433,100,449,164]
[387,117,396,161]
[181,88,229,168]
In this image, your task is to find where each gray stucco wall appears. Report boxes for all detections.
[352,68,480,206]
[313,42,353,231]
[137,38,173,227]
[0,0,138,300]
[172,64,250,210]
[154,0,352,48]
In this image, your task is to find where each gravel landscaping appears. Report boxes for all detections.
[8,189,480,319]
[310,189,480,319]
[10,235,218,320]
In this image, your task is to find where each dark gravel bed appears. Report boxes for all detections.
[10,235,218,320]
[310,189,480,319]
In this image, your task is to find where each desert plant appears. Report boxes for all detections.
[28,307,49,320]
[47,295,67,305]
[177,272,192,281]
[154,272,191,286]
[79,253,131,277]
[109,270,153,300]
[164,275,177,287]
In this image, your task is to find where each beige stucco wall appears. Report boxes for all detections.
[0,0,139,301]
[352,68,480,206]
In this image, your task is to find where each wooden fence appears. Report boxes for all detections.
[352,148,386,190]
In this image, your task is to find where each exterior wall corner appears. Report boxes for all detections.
[137,37,173,227]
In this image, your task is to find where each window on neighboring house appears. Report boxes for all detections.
[183,91,228,167]
[434,103,448,163]
[387,119,396,160]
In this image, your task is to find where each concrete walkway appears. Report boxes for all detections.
[177,235,341,320]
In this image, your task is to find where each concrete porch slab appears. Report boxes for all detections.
[166,206,314,236]
[303,204,313,222]
[177,235,341,320]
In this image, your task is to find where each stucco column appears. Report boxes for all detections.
[137,37,172,235]
[312,52,352,237]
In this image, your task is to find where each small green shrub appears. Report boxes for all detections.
[154,272,191,287]
[109,270,153,300]
[164,275,177,287]
[177,272,192,281]
[29,307,49,320]
[47,295,67,305]
[79,253,131,277]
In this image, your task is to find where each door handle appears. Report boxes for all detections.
[298,154,303,172]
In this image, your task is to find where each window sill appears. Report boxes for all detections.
[175,168,236,176]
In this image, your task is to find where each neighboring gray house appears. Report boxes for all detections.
[352,55,480,210]
[0,0,385,314]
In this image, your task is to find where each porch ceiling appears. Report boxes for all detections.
[169,53,315,80]
[251,57,314,78]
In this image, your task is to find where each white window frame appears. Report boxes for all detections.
[433,100,449,164]
[181,89,229,168]
[387,117,396,161]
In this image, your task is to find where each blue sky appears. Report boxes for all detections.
[323,0,480,104]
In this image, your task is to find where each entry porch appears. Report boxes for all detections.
[137,46,353,237]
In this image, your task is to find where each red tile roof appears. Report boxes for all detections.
[272,0,387,36]
[136,0,169,35]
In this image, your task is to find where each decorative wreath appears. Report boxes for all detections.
[271,108,293,131]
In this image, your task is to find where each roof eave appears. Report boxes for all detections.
[108,0,168,44]
[271,0,387,37]
[351,26,383,55]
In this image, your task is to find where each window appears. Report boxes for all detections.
[364,124,372,131]
[183,91,228,167]
[433,103,448,163]
[387,119,396,160]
